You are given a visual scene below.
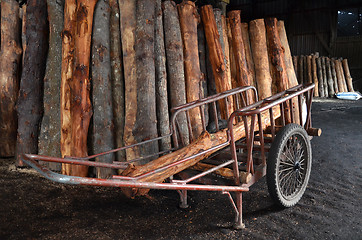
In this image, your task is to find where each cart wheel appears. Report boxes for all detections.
[267,124,312,208]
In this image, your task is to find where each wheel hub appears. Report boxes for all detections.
[294,161,301,171]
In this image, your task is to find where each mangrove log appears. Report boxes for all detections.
[316,57,325,97]
[342,59,354,92]
[312,55,319,97]
[326,58,335,97]
[330,59,339,93]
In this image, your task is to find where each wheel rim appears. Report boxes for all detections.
[277,133,308,200]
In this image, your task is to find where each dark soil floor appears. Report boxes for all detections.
[1,99,361,240]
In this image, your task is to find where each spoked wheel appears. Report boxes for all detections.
[267,124,312,208]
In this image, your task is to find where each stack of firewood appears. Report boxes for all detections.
[293,54,355,97]
[0,0,300,179]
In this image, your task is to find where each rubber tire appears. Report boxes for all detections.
[267,123,312,208]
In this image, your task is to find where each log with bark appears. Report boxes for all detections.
[119,0,139,160]
[293,56,298,81]
[335,59,345,93]
[311,55,319,97]
[249,19,272,100]
[69,0,98,176]
[265,18,291,123]
[162,0,189,147]
[342,59,354,92]
[38,0,63,171]
[91,0,115,178]
[326,57,335,97]
[331,59,339,93]
[316,57,325,97]
[109,0,125,162]
[16,0,48,166]
[61,0,76,174]
[155,0,171,152]
[178,1,203,139]
[0,0,22,157]
[228,10,253,104]
[277,20,299,124]
[339,59,348,92]
[201,5,234,119]
[227,18,237,90]
[321,57,328,97]
[121,107,281,197]
[298,55,304,84]
[306,55,312,84]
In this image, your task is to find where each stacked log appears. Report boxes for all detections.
[294,53,356,97]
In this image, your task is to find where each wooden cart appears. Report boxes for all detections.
[22,83,319,229]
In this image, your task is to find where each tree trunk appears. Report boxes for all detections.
[306,55,312,84]
[61,0,76,174]
[330,59,339,93]
[228,10,253,104]
[110,0,125,162]
[293,56,298,82]
[249,19,272,100]
[155,0,171,152]
[69,0,98,176]
[342,59,354,92]
[303,55,308,85]
[119,0,139,160]
[241,22,256,90]
[339,59,348,92]
[132,0,159,160]
[298,55,304,84]
[38,0,63,170]
[178,1,203,140]
[277,20,299,124]
[265,18,291,123]
[91,0,115,178]
[316,57,325,97]
[162,0,189,147]
[312,55,319,97]
[335,59,344,93]
[227,19,237,90]
[16,0,48,166]
[121,107,281,197]
[201,5,234,119]
[321,57,328,97]
[326,58,335,97]
[0,0,22,157]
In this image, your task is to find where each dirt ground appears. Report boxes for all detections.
[1,99,361,240]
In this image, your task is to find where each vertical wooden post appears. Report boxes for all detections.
[249,19,272,100]
[91,0,115,178]
[316,57,325,97]
[339,59,348,92]
[0,0,22,157]
[312,55,319,97]
[321,57,328,97]
[162,0,189,146]
[342,59,354,92]
[16,0,48,166]
[155,0,171,151]
[69,0,98,176]
[335,59,345,93]
[330,59,339,93]
[201,5,234,119]
[178,1,203,138]
[306,55,313,84]
[110,0,125,162]
[326,58,335,97]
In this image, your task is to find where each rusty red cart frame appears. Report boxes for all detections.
[22,83,317,229]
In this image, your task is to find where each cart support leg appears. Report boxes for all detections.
[178,189,189,208]
[234,192,245,229]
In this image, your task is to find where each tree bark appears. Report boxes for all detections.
[335,59,344,93]
[249,19,272,100]
[110,0,125,162]
[241,22,255,90]
[38,0,63,170]
[16,0,48,166]
[265,18,291,123]
[69,0,98,176]
[61,0,76,174]
[321,57,328,97]
[331,59,339,93]
[306,55,313,84]
[339,59,348,92]
[0,0,22,157]
[316,57,325,97]
[91,0,115,178]
[119,0,139,160]
[155,0,171,151]
[293,56,298,82]
[303,55,308,85]
[162,0,189,147]
[326,57,335,97]
[121,107,281,197]
[132,0,159,160]
[312,55,319,97]
[342,59,354,92]
[298,55,304,84]
[227,19,237,90]
[201,5,234,119]
[277,20,299,124]
[228,10,253,105]
[178,1,203,140]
